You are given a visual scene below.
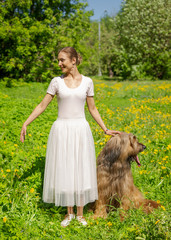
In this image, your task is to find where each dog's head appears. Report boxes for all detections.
[102,132,146,167]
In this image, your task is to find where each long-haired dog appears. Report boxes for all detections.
[94,132,159,220]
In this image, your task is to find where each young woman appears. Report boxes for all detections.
[20,47,120,227]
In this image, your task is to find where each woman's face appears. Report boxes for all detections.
[58,52,76,73]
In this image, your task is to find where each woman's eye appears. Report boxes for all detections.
[58,59,64,62]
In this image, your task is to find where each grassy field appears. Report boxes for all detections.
[0,79,170,239]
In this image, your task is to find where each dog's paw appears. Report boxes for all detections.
[93,212,108,219]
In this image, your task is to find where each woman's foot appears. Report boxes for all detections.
[61,214,75,227]
[76,216,87,226]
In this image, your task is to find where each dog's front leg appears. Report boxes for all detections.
[93,199,108,219]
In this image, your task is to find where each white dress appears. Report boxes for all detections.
[42,75,98,206]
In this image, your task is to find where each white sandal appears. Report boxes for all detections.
[76,216,87,226]
[61,214,75,227]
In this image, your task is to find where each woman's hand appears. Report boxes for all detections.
[20,124,27,143]
[105,129,121,136]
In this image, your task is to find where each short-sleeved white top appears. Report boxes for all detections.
[47,75,94,119]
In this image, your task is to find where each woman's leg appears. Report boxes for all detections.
[67,206,74,214]
[76,206,87,225]
[77,206,83,216]
[61,206,75,227]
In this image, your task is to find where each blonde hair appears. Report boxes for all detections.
[58,47,82,65]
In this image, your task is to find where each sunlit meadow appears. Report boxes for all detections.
[0,80,170,239]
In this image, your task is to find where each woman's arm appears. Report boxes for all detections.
[20,93,54,142]
[86,96,120,136]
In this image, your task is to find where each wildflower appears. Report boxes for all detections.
[107,222,112,227]
[161,166,166,169]
[14,169,19,172]
[155,220,160,224]
[2,175,6,178]
[43,145,46,148]
[3,217,7,223]
[161,205,166,211]
[1,169,3,173]
[157,200,160,204]
[4,141,6,144]
[30,188,34,193]
[166,144,171,150]
[6,169,11,172]
[28,133,32,137]
[14,144,18,147]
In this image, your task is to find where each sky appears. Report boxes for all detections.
[82,0,123,20]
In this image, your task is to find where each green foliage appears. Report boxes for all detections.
[79,21,99,76]
[86,0,171,80]
[0,0,92,84]
[0,80,170,239]
[114,0,171,79]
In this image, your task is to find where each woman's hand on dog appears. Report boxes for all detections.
[105,129,121,136]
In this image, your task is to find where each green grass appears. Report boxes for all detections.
[0,79,170,239]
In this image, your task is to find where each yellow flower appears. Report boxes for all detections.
[43,145,46,148]
[28,133,32,137]
[107,222,112,227]
[4,141,7,144]
[30,188,34,193]
[161,205,166,211]
[2,174,6,178]
[14,144,18,147]
[6,169,11,172]
[166,144,171,150]
[161,166,166,169]
[3,217,7,223]
[157,200,160,204]
[1,169,3,173]
[155,220,160,224]
[14,169,19,172]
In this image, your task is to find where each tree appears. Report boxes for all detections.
[0,0,92,83]
[115,0,171,79]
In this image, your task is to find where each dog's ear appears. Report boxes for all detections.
[129,134,136,148]
[103,137,121,167]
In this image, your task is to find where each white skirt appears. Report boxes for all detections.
[42,118,98,206]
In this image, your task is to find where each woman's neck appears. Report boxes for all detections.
[64,67,81,80]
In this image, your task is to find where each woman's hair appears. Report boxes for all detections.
[58,47,82,65]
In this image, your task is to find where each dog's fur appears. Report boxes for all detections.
[93,132,159,220]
